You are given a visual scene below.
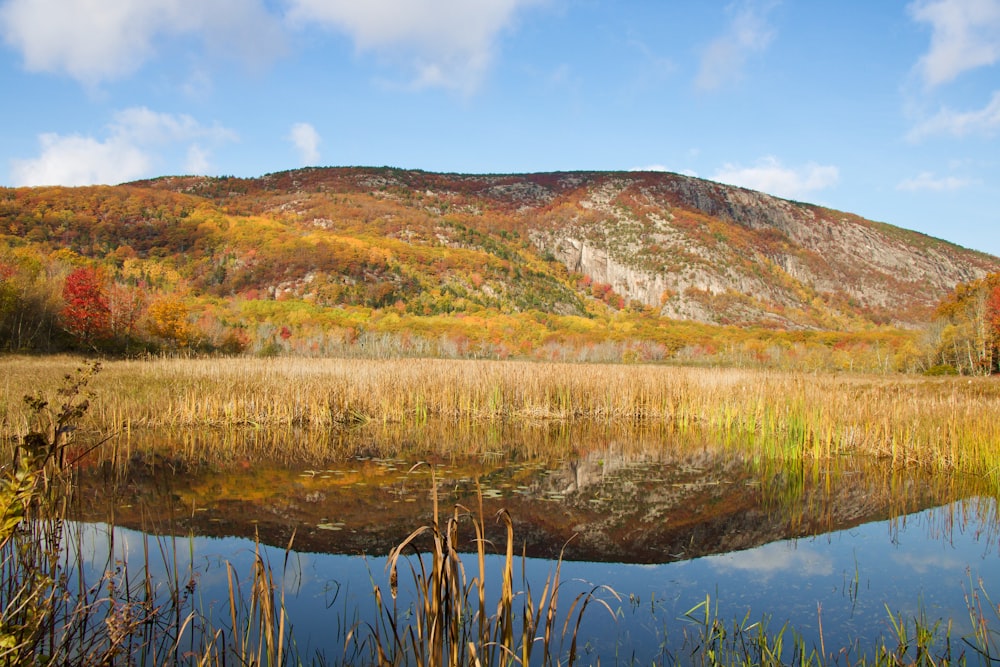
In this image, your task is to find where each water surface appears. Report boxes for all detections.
[68,423,1000,662]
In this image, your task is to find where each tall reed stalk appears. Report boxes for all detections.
[0,363,217,665]
[368,467,619,666]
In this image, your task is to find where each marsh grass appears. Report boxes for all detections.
[0,362,304,665]
[0,360,619,666]
[4,356,1000,485]
[4,380,1000,667]
[0,362,206,664]
[0,361,102,663]
[670,575,1000,666]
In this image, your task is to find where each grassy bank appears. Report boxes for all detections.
[3,356,1000,483]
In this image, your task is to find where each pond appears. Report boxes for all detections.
[67,422,1000,664]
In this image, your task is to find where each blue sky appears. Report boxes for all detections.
[2,1,999,256]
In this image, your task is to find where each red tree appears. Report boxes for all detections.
[62,267,110,346]
[988,283,1000,337]
[107,281,146,342]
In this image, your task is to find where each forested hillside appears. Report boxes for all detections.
[2,167,998,372]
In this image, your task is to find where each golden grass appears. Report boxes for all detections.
[3,355,1000,484]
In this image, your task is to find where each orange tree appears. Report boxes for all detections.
[146,296,194,350]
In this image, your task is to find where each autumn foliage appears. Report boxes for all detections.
[929,272,1000,374]
[146,297,193,349]
[1,168,996,371]
[61,267,110,346]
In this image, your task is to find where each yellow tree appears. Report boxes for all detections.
[146,297,194,349]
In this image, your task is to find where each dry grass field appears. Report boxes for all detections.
[3,355,999,483]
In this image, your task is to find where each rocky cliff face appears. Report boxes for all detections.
[514,171,997,327]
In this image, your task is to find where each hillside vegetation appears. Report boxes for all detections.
[1,167,998,372]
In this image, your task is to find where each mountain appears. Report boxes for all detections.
[3,167,999,365]
[134,167,999,328]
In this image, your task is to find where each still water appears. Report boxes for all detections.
[68,424,1000,663]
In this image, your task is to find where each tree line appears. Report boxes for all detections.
[926,273,1000,375]
[5,235,999,376]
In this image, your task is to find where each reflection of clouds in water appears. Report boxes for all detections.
[64,522,163,577]
[64,522,114,567]
[66,522,233,591]
[890,551,965,575]
[705,542,833,581]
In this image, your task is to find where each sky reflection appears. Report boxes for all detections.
[64,496,1000,664]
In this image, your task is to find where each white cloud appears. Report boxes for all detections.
[285,0,543,92]
[909,0,1000,87]
[890,550,965,574]
[897,171,976,190]
[706,542,833,581]
[289,122,322,166]
[10,107,237,186]
[0,0,285,85]
[185,144,211,175]
[113,107,237,145]
[711,156,839,200]
[10,134,151,187]
[696,0,779,92]
[908,90,1000,138]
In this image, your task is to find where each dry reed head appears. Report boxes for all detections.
[375,470,619,666]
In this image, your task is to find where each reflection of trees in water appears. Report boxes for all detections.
[553,445,740,495]
[754,454,990,540]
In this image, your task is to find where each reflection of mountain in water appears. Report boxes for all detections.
[71,434,979,564]
[526,447,948,562]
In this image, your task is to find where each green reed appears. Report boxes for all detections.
[655,577,1000,667]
